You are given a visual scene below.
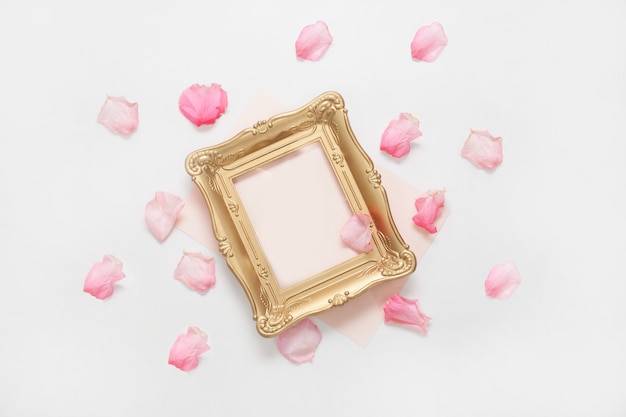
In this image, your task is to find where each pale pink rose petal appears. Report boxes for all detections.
[83,255,126,300]
[411,22,448,62]
[97,96,139,137]
[277,319,322,364]
[485,261,522,300]
[461,129,503,170]
[340,213,373,253]
[380,113,422,158]
[145,191,185,242]
[412,189,445,234]
[178,83,228,127]
[295,21,333,61]
[174,251,216,293]
[168,327,210,371]
[384,294,431,335]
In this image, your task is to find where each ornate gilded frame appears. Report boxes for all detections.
[185,92,416,337]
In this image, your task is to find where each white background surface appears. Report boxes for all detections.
[1,1,625,415]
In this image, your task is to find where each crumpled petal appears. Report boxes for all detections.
[178,83,228,127]
[340,213,373,253]
[174,251,216,293]
[411,22,448,62]
[485,261,522,299]
[97,96,139,137]
[145,191,185,242]
[380,113,422,158]
[168,327,210,371]
[383,294,431,335]
[83,255,126,300]
[412,189,445,234]
[277,319,322,364]
[461,129,503,170]
[295,21,333,61]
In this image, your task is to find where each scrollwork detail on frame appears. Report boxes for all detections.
[328,291,350,306]
[258,285,311,335]
[187,150,246,195]
[187,149,245,176]
[217,236,234,258]
[378,230,414,276]
[307,93,343,124]
[366,168,382,188]
[332,152,345,167]
[251,120,272,135]
[228,200,240,217]
[358,232,414,279]
[257,263,270,280]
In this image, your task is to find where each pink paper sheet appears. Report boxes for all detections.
[176,93,447,346]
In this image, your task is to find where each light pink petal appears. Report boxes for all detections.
[412,189,445,234]
[461,129,503,170]
[295,21,333,61]
[83,255,126,300]
[145,191,185,242]
[485,261,522,299]
[277,319,322,364]
[340,212,373,253]
[97,96,139,137]
[174,251,216,293]
[411,22,448,62]
[383,294,431,335]
[168,327,210,371]
[380,113,422,158]
[178,83,228,127]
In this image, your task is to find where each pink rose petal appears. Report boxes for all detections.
[178,83,228,127]
[83,254,126,300]
[411,22,448,62]
[145,191,185,242]
[412,189,445,234]
[174,251,216,293]
[168,327,210,372]
[380,113,422,158]
[485,261,522,300]
[97,96,139,137]
[277,319,322,364]
[295,21,333,61]
[384,294,431,335]
[340,213,373,253]
[461,129,503,170]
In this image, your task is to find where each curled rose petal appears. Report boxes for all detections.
[380,113,422,158]
[412,189,445,234]
[83,255,126,300]
[178,83,228,127]
[277,319,322,364]
[97,96,139,137]
[461,129,503,170]
[144,191,185,242]
[340,213,373,253]
[384,294,431,335]
[174,251,216,293]
[168,327,210,371]
[485,261,522,300]
[295,21,333,61]
[411,22,448,62]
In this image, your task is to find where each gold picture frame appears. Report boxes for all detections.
[185,92,416,337]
